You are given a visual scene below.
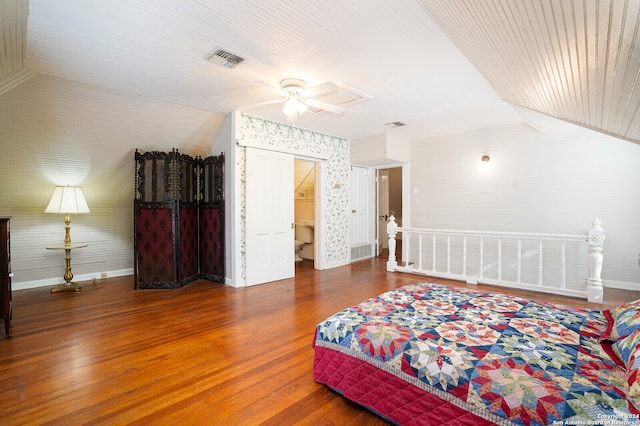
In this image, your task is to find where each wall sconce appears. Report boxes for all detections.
[480,155,491,172]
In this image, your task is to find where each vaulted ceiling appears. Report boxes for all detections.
[2,0,640,145]
[421,0,640,144]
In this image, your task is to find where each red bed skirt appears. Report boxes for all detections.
[313,343,500,425]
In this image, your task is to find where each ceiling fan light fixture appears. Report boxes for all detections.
[283,97,297,116]
[283,95,307,116]
[297,99,308,115]
[241,77,346,121]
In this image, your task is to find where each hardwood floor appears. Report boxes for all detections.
[0,257,636,425]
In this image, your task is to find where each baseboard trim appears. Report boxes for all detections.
[325,259,351,269]
[605,280,640,291]
[13,268,134,291]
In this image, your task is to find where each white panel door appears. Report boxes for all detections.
[350,166,371,246]
[246,148,294,285]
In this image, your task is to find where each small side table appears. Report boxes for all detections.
[46,244,88,293]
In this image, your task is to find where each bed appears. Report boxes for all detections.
[312,282,640,425]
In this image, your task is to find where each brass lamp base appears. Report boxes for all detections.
[51,282,82,293]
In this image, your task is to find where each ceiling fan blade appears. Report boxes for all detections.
[303,98,346,114]
[304,81,339,98]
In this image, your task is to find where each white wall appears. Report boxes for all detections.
[350,131,410,167]
[0,74,225,289]
[9,207,133,290]
[350,134,386,166]
[209,113,235,286]
[410,121,640,289]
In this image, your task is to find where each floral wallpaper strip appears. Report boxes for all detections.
[238,113,350,276]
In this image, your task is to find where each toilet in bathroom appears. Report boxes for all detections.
[294,222,314,261]
[294,239,305,261]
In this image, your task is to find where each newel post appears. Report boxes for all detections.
[587,217,605,303]
[386,215,398,272]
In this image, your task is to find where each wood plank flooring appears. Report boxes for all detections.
[0,257,636,425]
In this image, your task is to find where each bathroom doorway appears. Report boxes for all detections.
[294,159,316,270]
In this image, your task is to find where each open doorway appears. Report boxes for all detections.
[377,167,402,258]
[294,159,316,270]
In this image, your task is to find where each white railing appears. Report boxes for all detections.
[386,216,605,303]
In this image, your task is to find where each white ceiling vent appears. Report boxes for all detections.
[385,121,406,128]
[204,48,245,68]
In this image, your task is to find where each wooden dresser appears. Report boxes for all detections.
[1,217,11,338]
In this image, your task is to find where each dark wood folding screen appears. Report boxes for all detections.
[134,149,224,289]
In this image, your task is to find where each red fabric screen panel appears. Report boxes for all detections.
[178,207,198,282]
[135,208,175,285]
[199,208,224,280]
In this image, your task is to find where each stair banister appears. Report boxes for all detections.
[587,217,605,303]
[387,218,605,303]
[386,215,398,271]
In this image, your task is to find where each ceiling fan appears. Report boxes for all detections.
[246,78,346,123]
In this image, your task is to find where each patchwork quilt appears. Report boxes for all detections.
[313,283,639,425]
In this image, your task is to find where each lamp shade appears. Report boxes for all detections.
[44,186,90,214]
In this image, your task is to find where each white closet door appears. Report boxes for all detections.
[350,166,370,245]
[245,147,294,285]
